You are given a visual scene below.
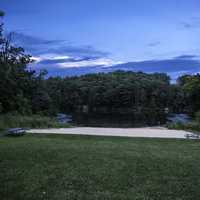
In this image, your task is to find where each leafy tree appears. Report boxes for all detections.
[1,9,198,127]
[0,11,35,113]
[178,74,200,114]
[45,71,173,125]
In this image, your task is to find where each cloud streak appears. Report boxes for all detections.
[13,32,117,69]
[12,32,109,58]
[180,17,200,29]
[147,41,161,47]
[37,56,101,65]
[174,55,198,60]
[12,33,200,80]
[31,54,200,81]
[34,55,122,69]
[58,58,122,68]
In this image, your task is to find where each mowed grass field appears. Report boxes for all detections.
[0,134,200,200]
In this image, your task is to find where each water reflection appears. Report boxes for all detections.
[72,113,165,128]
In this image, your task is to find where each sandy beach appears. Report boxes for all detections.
[27,127,192,139]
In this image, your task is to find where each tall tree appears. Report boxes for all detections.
[0,11,35,113]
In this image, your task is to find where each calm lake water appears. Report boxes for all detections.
[71,113,164,128]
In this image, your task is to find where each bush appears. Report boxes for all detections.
[0,114,70,131]
[0,102,2,113]
[195,111,200,123]
[167,121,200,133]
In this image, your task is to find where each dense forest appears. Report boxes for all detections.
[0,11,200,128]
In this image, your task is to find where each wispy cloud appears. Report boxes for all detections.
[11,33,200,79]
[147,41,161,47]
[180,17,200,29]
[12,32,109,58]
[12,32,65,46]
[181,22,194,29]
[36,55,200,79]
[12,32,121,69]
[38,57,98,65]
[33,54,122,69]
[174,54,198,60]
[58,58,122,68]
[108,55,200,80]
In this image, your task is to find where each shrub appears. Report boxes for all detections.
[167,121,200,133]
[195,111,200,123]
[0,114,70,131]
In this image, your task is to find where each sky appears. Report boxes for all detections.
[1,0,200,79]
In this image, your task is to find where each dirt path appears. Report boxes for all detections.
[27,127,192,139]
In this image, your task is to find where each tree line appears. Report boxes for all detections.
[0,11,200,126]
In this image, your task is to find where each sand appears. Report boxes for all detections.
[27,127,192,139]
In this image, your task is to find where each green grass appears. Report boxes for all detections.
[0,114,70,131]
[0,134,200,200]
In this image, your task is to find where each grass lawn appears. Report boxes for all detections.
[0,134,200,200]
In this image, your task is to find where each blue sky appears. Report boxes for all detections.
[1,0,200,78]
